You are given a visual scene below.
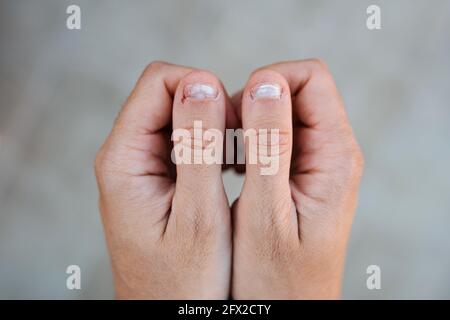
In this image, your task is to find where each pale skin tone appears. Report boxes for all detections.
[95,60,364,299]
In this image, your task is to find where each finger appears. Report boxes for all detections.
[240,69,293,191]
[114,61,194,139]
[171,70,227,192]
[100,61,194,177]
[261,59,348,130]
[95,62,194,227]
[263,60,363,215]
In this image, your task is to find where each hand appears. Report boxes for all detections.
[231,59,364,299]
[94,61,236,299]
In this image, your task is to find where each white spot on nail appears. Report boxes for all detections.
[250,83,282,100]
[184,83,218,100]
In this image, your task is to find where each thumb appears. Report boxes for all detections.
[241,69,293,192]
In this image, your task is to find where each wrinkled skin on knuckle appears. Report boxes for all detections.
[171,194,224,245]
[239,198,298,262]
[245,128,291,166]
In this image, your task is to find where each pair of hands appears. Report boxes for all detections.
[94,59,364,299]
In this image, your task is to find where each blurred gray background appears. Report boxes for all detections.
[0,0,449,299]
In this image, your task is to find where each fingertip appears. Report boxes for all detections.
[174,70,223,104]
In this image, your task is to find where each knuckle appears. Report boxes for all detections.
[185,208,217,242]
[143,60,168,76]
[247,117,276,130]
[174,193,222,239]
[338,142,364,182]
[93,141,121,180]
[94,146,115,182]
[174,125,222,153]
[255,128,291,156]
[308,58,329,72]
[94,147,106,175]
[307,58,335,83]
[350,144,365,177]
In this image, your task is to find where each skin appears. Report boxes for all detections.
[95,62,236,299]
[232,60,364,299]
[94,59,364,299]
